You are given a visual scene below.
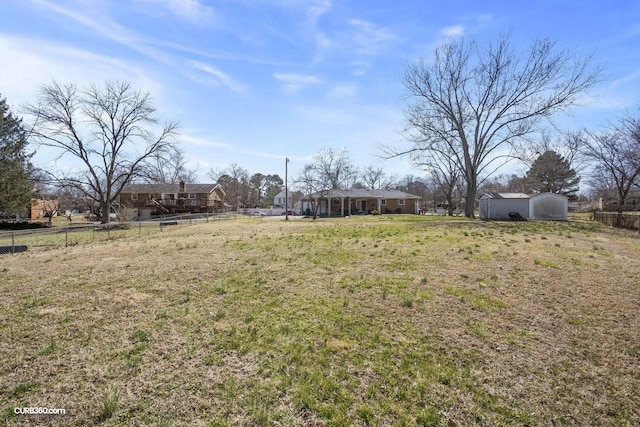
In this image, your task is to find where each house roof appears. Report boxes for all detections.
[480,192,530,200]
[122,183,225,195]
[308,189,421,199]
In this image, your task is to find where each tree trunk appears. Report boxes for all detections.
[446,189,454,216]
[465,181,476,218]
[101,200,110,224]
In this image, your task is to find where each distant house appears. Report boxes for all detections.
[302,189,421,216]
[479,192,567,221]
[119,181,225,219]
[598,188,640,212]
[273,190,294,209]
[29,196,59,220]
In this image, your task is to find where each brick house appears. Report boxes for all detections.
[119,181,225,219]
[301,189,421,217]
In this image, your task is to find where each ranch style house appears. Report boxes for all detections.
[302,189,422,217]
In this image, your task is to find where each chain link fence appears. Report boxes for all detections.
[0,213,238,254]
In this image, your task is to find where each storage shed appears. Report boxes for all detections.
[479,193,530,220]
[529,193,568,221]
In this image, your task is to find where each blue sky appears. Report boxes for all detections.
[1,0,639,182]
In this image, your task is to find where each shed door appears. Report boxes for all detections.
[479,198,489,218]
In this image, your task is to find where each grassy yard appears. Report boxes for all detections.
[0,215,638,426]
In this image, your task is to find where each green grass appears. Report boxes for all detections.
[0,215,638,426]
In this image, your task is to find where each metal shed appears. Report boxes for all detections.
[479,193,530,220]
[529,193,568,221]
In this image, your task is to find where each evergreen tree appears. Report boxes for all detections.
[526,150,579,198]
[0,95,33,215]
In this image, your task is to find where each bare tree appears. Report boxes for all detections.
[391,32,600,217]
[479,173,528,194]
[25,81,178,223]
[582,115,640,213]
[140,147,198,184]
[408,147,464,215]
[360,166,397,190]
[208,163,249,211]
[314,147,358,190]
[295,163,330,219]
[294,147,357,219]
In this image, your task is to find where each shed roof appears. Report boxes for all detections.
[530,192,568,200]
[479,192,530,200]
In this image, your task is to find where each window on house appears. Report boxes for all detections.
[333,199,340,205]
[381,199,387,205]
[188,193,196,199]
[398,199,405,205]
[131,194,138,200]
[149,194,154,199]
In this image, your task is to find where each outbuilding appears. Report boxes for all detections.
[479,192,568,221]
[529,193,568,221]
[478,192,530,220]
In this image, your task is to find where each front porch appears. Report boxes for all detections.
[305,196,420,217]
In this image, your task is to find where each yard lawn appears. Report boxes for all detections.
[0,216,638,426]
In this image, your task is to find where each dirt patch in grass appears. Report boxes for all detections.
[1,216,638,426]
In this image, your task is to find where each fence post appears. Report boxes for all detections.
[65,228,68,247]
[12,232,15,255]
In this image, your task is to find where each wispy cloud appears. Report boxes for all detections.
[190,61,248,93]
[263,22,298,46]
[350,60,371,76]
[274,73,322,94]
[0,34,161,104]
[30,0,172,64]
[441,24,465,38]
[611,69,640,87]
[143,0,216,24]
[327,84,358,99]
[348,19,398,56]
[307,0,332,24]
[180,133,231,149]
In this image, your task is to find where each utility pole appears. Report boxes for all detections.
[285,157,289,221]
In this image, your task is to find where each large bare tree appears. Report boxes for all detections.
[26,81,178,223]
[395,33,600,217]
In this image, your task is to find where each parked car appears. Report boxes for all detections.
[281,210,296,216]
[250,211,266,216]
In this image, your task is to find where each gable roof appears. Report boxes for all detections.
[122,183,225,195]
[480,192,530,200]
[308,189,421,199]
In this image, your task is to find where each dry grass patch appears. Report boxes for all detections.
[0,216,638,426]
